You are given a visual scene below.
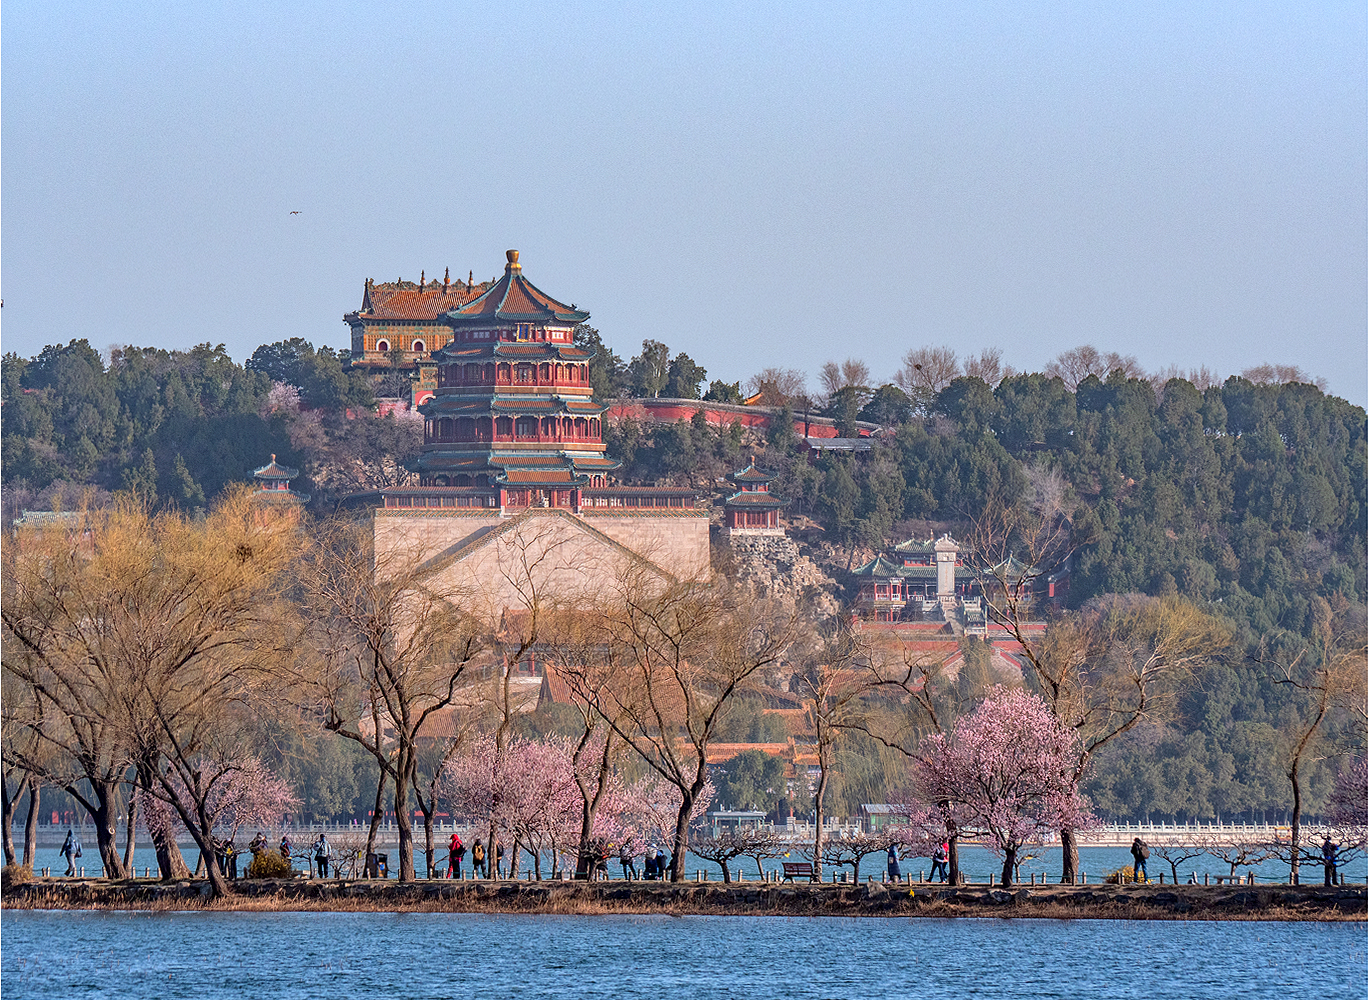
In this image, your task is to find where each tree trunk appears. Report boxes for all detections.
[122,793,138,873]
[90,778,128,879]
[574,735,614,880]
[186,827,232,898]
[721,859,731,883]
[670,798,691,882]
[1001,845,1016,888]
[23,783,40,866]
[948,831,961,886]
[420,802,434,879]
[152,834,191,881]
[1,772,28,865]
[393,762,415,881]
[1060,827,1080,884]
[365,770,387,862]
[136,763,189,880]
[1289,762,1303,885]
[414,775,436,879]
[812,756,830,883]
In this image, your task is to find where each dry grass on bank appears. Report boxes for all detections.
[4,881,1366,922]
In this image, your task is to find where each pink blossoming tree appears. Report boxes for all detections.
[913,686,1091,887]
[138,754,298,867]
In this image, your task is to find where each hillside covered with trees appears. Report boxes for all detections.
[3,333,1364,827]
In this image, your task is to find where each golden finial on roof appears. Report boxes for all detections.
[506,249,521,273]
[443,267,450,293]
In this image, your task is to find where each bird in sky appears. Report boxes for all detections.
[289,210,301,215]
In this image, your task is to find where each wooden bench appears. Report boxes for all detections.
[781,862,815,882]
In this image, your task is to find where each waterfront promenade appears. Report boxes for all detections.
[14,820,1299,850]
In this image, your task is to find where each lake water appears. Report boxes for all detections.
[2,910,1364,999]
[23,842,1363,886]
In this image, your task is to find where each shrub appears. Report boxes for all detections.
[1105,865,1147,884]
[2,864,35,889]
[246,851,294,879]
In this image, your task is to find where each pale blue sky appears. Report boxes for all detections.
[3,1,1365,403]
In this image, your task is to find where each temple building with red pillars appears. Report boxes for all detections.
[414,249,619,506]
[722,464,787,536]
[364,251,712,610]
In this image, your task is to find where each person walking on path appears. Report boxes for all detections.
[448,832,465,879]
[280,834,292,861]
[886,843,902,883]
[619,843,637,880]
[930,841,948,883]
[1130,837,1149,882]
[1323,835,1339,887]
[314,833,332,878]
[60,829,81,876]
[471,839,486,878]
[495,840,506,879]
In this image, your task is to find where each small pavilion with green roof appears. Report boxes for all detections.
[722,463,788,536]
[252,454,309,503]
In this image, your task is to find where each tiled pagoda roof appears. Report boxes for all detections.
[491,398,559,413]
[434,342,594,361]
[500,469,583,484]
[851,555,904,578]
[893,538,935,554]
[351,273,491,321]
[443,251,589,327]
[723,491,788,509]
[727,463,775,484]
[568,456,621,470]
[252,454,298,480]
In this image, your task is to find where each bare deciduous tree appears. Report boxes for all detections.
[690,828,782,883]
[1240,363,1327,392]
[966,502,1231,883]
[1268,598,1366,883]
[1044,344,1145,391]
[570,569,796,881]
[296,515,483,882]
[962,347,1012,388]
[745,367,808,407]
[894,346,959,412]
[818,359,872,404]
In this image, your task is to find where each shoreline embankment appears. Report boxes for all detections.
[4,877,1365,921]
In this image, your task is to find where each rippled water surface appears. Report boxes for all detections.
[3,911,1365,999]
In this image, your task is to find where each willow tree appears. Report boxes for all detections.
[1,490,298,894]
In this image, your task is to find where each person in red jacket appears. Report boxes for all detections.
[448,832,465,879]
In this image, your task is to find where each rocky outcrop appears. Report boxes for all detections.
[717,531,842,618]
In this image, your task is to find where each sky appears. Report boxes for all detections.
[3,1,1365,405]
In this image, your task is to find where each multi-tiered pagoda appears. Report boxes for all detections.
[412,250,620,511]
